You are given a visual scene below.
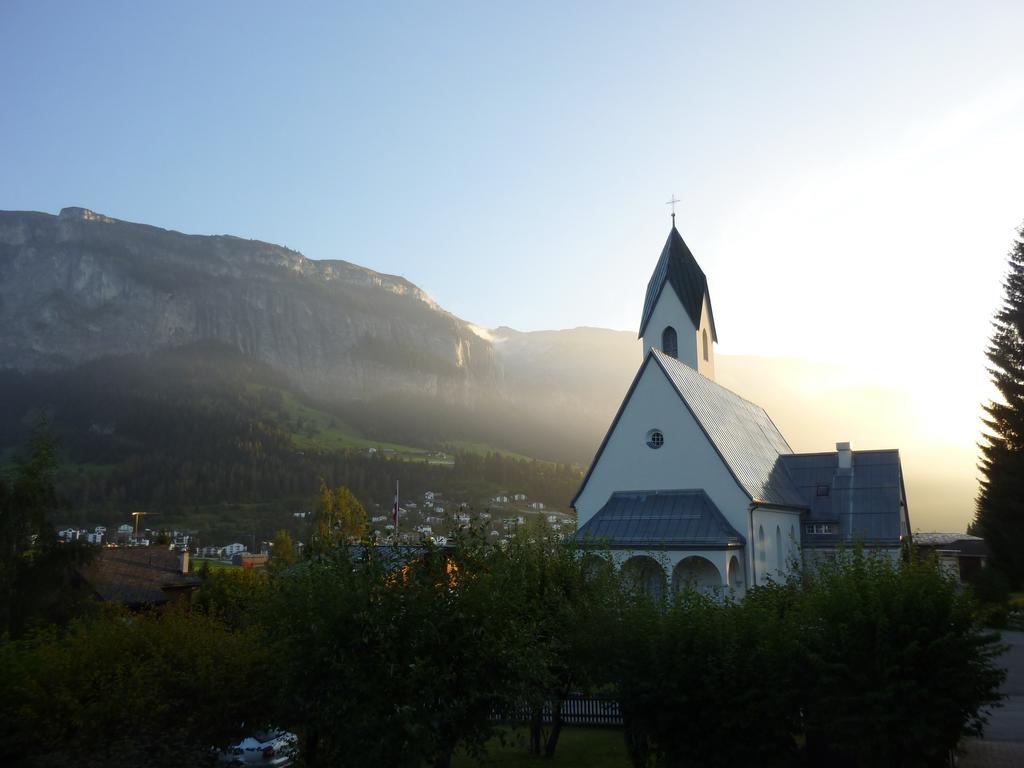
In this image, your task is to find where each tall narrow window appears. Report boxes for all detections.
[662,326,678,358]
[702,329,709,361]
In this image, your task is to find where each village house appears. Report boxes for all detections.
[573,221,910,597]
[78,547,200,608]
[913,533,989,583]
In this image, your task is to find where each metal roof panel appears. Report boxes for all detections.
[575,489,745,548]
[652,350,806,507]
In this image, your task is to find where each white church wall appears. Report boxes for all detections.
[696,294,716,380]
[642,286,698,365]
[574,361,751,539]
[751,507,802,586]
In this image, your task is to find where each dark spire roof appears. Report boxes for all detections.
[638,226,718,341]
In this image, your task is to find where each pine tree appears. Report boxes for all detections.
[975,224,1024,586]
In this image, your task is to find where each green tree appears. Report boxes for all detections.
[974,223,1024,585]
[267,537,537,768]
[607,583,801,768]
[0,423,96,638]
[268,528,298,571]
[0,606,273,768]
[309,480,368,553]
[335,485,368,541]
[194,566,271,631]
[797,548,1005,767]
[497,526,622,757]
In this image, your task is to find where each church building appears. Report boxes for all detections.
[572,222,911,597]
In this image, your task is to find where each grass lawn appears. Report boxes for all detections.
[243,383,434,456]
[452,728,629,767]
[442,440,539,463]
[191,557,241,571]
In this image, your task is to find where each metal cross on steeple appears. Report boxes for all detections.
[666,195,680,226]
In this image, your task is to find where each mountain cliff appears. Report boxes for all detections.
[0,207,645,464]
[0,207,498,404]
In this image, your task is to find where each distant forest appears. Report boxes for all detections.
[0,345,583,530]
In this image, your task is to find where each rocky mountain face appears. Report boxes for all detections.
[0,207,647,463]
[0,208,499,405]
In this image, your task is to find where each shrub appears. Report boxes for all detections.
[607,582,802,768]
[796,549,1005,767]
[0,606,272,768]
[265,540,540,768]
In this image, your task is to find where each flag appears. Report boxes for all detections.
[392,481,400,528]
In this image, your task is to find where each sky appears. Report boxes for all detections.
[3,1,1024,531]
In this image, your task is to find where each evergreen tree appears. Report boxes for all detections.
[974,223,1024,586]
[0,422,95,637]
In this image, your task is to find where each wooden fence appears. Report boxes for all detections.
[499,696,622,727]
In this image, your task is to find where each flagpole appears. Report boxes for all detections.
[394,479,400,546]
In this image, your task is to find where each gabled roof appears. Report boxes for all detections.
[79,547,200,606]
[653,351,805,507]
[575,489,745,548]
[638,226,718,341]
[571,349,806,509]
[913,533,987,556]
[779,450,908,546]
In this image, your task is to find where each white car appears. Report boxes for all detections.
[219,730,297,766]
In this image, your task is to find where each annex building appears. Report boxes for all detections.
[572,222,911,597]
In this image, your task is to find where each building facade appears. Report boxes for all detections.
[573,223,910,596]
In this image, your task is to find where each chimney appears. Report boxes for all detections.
[177,548,190,575]
[836,441,852,470]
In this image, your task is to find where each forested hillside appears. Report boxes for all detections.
[0,343,581,540]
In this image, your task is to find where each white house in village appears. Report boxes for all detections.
[573,222,910,597]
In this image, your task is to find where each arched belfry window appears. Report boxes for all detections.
[702,329,709,362]
[662,326,678,358]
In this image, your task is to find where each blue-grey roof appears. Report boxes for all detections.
[638,226,718,341]
[653,351,806,508]
[780,450,907,546]
[575,490,744,548]
[570,351,909,549]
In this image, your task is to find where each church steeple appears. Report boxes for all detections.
[639,224,718,378]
